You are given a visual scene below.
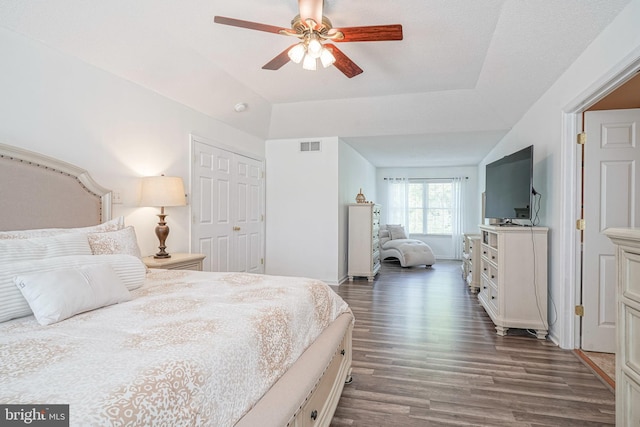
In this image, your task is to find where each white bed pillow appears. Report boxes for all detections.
[389,225,408,240]
[0,254,146,323]
[88,226,142,259]
[383,224,402,229]
[0,233,92,264]
[0,217,125,240]
[14,263,131,326]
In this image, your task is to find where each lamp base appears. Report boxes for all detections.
[154,210,172,259]
[153,252,171,259]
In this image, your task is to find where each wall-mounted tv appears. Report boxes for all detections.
[485,145,534,221]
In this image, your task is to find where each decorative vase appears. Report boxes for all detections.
[355,188,366,203]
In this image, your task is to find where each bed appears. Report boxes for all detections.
[0,143,353,427]
[379,224,436,268]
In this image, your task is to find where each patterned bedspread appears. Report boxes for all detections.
[0,270,350,426]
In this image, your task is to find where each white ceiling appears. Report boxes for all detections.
[0,0,631,166]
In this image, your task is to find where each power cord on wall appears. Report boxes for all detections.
[525,202,558,339]
[530,188,542,227]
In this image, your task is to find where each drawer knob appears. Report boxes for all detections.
[491,275,495,279]
[311,410,318,421]
[491,296,496,300]
[233,226,241,231]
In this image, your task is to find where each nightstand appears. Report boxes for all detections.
[143,253,206,271]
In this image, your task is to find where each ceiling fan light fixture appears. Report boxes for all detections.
[307,37,323,59]
[288,43,306,64]
[320,47,335,68]
[302,54,317,71]
[214,2,403,78]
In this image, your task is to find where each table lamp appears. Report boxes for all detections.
[139,175,186,258]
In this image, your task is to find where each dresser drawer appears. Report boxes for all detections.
[481,259,491,279]
[488,284,500,315]
[487,264,498,284]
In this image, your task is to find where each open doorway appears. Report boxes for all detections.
[571,71,640,384]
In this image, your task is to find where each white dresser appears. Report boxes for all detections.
[478,225,548,339]
[604,228,640,426]
[461,234,481,292]
[348,204,381,282]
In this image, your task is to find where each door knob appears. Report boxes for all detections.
[233,226,241,231]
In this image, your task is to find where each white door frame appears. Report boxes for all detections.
[189,133,266,271]
[560,50,640,350]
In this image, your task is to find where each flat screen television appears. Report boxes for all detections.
[485,145,534,221]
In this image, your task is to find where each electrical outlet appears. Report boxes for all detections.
[112,191,123,205]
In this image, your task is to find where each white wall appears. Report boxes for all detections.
[265,137,376,284]
[478,0,640,348]
[0,27,264,257]
[339,141,377,281]
[265,137,340,283]
[376,166,480,259]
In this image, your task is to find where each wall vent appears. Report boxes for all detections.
[300,141,321,152]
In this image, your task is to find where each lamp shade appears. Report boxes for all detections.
[302,54,317,71]
[139,176,186,207]
[288,43,306,64]
[320,47,336,68]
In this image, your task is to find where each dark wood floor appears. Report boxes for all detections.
[331,261,615,426]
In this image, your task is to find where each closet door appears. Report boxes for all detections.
[191,139,264,272]
[233,154,263,273]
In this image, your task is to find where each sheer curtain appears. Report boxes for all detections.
[386,176,466,259]
[385,177,410,227]
[451,177,465,259]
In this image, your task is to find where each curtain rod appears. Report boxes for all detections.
[383,177,469,180]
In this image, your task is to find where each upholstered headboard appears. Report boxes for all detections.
[0,143,112,231]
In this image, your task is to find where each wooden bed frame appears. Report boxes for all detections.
[0,142,353,426]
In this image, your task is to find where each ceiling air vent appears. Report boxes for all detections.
[300,141,321,152]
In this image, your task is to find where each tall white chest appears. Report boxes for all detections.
[348,204,381,282]
[605,228,640,426]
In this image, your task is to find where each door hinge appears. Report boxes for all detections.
[575,305,584,316]
[261,214,264,222]
[577,132,586,145]
[261,258,264,265]
[576,218,585,230]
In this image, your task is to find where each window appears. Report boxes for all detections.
[386,176,464,257]
[408,180,453,234]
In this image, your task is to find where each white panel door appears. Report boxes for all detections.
[191,140,264,273]
[192,141,233,272]
[582,108,640,352]
[234,155,263,273]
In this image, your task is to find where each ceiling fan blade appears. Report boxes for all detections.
[332,24,403,42]
[325,44,363,78]
[214,16,287,35]
[298,0,323,27]
[262,45,295,70]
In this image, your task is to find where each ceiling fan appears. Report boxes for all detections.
[214,0,403,78]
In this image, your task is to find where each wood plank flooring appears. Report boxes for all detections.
[331,261,615,426]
